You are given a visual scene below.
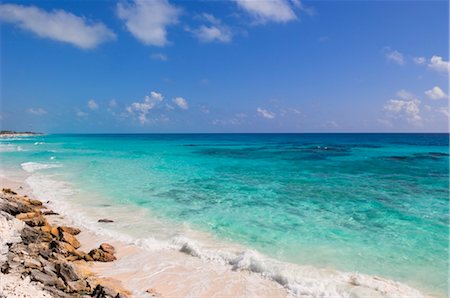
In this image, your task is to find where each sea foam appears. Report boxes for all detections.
[21,162,62,173]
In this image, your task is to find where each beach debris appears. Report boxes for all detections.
[0,188,130,298]
[98,218,114,223]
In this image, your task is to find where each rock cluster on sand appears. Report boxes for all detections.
[0,188,129,298]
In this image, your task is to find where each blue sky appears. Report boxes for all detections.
[0,0,448,133]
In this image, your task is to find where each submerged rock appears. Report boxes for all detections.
[98,218,114,223]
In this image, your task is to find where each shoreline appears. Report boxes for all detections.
[0,172,435,298]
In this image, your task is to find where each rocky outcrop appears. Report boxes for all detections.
[0,188,128,298]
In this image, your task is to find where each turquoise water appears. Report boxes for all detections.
[1,134,448,295]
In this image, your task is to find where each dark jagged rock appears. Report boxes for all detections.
[0,200,32,215]
[56,262,80,283]
[30,269,66,289]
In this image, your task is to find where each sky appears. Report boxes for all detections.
[0,0,449,133]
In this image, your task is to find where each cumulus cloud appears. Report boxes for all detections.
[187,14,232,43]
[413,57,426,65]
[384,48,404,65]
[384,90,421,124]
[428,56,450,74]
[173,97,188,109]
[151,53,168,61]
[126,91,166,124]
[257,107,275,119]
[26,107,47,115]
[236,0,297,23]
[425,86,447,100]
[0,4,116,49]
[87,99,99,110]
[117,0,179,47]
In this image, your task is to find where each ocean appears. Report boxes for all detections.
[0,133,448,296]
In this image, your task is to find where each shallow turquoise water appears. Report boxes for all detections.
[1,134,448,295]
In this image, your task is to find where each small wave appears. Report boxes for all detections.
[21,162,62,173]
[34,142,44,145]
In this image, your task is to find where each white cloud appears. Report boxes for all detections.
[384,90,422,124]
[151,53,168,61]
[257,107,275,119]
[109,99,117,108]
[173,97,188,110]
[150,91,164,101]
[425,86,447,100]
[428,56,450,74]
[26,107,47,115]
[75,109,88,117]
[437,106,449,118]
[87,99,99,110]
[384,48,404,65]
[413,57,426,65]
[125,91,167,124]
[188,14,232,43]
[117,0,179,47]
[236,0,297,23]
[0,4,115,49]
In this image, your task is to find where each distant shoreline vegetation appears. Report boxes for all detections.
[0,130,43,137]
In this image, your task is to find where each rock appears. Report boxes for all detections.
[28,199,43,206]
[24,257,42,269]
[98,218,114,223]
[43,285,76,298]
[58,226,81,236]
[99,243,115,255]
[30,269,65,289]
[82,253,94,262]
[2,188,17,195]
[23,215,47,227]
[92,284,125,298]
[40,223,52,233]
[0,200,32,215]
[21,225,40,244]
[42,263,58,277]
[56,262,79,282]
[50,226,60,237]
[16,211,40,220]
[59,231,81,249]
[67,279,90,293]
[43,210,59,215]
[49,240,81,258]
[88,248,116,262]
